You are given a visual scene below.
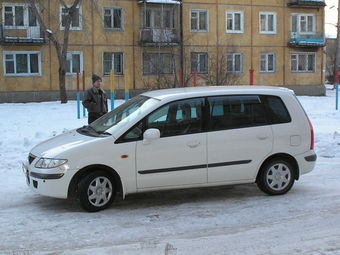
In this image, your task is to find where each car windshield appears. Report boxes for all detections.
[89,95,159,135]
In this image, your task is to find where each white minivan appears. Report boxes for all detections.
[23,86,317,212]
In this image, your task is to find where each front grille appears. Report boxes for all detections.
[28,153,36,164]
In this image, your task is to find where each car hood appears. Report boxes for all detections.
[30,129,102,158]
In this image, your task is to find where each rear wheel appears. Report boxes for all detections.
[257,158,295,195]
[76,171,116,212]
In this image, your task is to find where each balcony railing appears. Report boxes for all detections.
[0,24,45,45]
[289,31,325,47]
[140,28,180,46]
[288,0,326,8]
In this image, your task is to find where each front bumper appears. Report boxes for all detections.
[22,163,74,199]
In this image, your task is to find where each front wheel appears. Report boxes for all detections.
[256,158,295,196]
[76,171,116,212]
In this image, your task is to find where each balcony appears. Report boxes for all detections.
[140,28,180,46]
[0,24,45,45]
[288,0,326,8]
[289,31,325,47]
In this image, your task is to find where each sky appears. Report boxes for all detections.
[0,85,339,254]
[325,0,338,38]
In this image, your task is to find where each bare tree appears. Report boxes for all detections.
[28,0,81,103]
[325,38,337,84]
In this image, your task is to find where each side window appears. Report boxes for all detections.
[260,96,291,124]
[208,95,266,131]
[146,98,204,137]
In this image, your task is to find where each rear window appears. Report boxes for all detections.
[260,95,291,124]
[208,95,267,130]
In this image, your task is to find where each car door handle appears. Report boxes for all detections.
[257,134,269,140]
[187,141,201,148]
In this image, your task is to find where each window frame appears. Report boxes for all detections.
[190,9,209,32]
[191,52,209,74]
[260,53,276,73]
[290,52,316,73]
[259,12,276,34]
[3,3,38,28]
[103,52,124,76]
[226,52,243,74]
[3,51,42,77]
[142,52,173,75]
[60,5,82,30]
[103,6,123,31]
[66,51,83,75]
[226,11,244,34]
[291,13,315,34]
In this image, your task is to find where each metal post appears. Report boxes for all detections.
[110,70,115,110]
[76,71,80,119]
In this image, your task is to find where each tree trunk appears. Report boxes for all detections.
[59,68,68,103]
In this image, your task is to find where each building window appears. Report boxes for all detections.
[292,14,315,33]
[4,51,41,76]
[260,53,275,73]
[227,53,243,73]
[66,52,83,75]
[191,53,208,74]
[141,8,173,29]
[103,7,123,30]
[3,4,37,28]
[143,52,173,75]
[260,12,276,34]
[103,52,124,75]
[60,5,82,30]
[190,10,208,32]
[291,53,315,73]
[226,11,243,33]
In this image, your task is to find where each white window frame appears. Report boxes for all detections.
[103,52,124,76]
[226,11,244,34]
[103,7,123,31]
[260,53,276,73]
[2,3,38,29]
[291,13,315,34]
[60,5,82,30]
[226,52,243,74]
[191,52,208,74]
[66,51,83,75]
[190,10,209,32]
[3,51,41,77]
[291,53,316,73]
[259,12,276,34]
[142,52,173,75]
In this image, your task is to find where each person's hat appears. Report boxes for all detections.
[92,74,102,84]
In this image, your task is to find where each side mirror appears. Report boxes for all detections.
[143,128,160,145]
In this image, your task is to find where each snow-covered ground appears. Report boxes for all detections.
[0,86,339,255]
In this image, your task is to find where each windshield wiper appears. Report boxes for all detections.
[97,131,111,135]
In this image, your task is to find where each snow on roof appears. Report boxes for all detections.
[138,0,181,4]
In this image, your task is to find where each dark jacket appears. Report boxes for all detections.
[82,86,108,118]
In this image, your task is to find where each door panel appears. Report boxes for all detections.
[136,133,207,189]
[207,126,273,183]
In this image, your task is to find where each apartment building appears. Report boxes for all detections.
[0,0,326,102]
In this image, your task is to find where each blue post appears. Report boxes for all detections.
[336,83,339,111]
[83,91,86,117]
[125,69,129,102]
[110,70,115,110]
[77,92,80,119]
[111,92,115,110]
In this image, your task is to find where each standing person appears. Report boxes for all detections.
[82,74,108,124]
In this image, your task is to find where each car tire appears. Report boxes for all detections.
[256,158,295,196]
[76,171,116,212]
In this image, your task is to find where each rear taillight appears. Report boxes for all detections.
[307,116,314,150]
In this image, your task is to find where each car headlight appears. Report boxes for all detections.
[35,158,68,169]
